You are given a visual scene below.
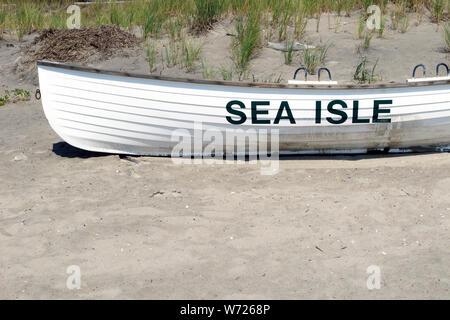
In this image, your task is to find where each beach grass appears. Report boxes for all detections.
[12,88,30,101]
[353,56,378,84]
[444,22,450,51]
[432,0,445,23]
[232,7,261,77]
[219,66,233,80]
[303,47,319,74]
[0,88,30,106]
[251,73,283,83]
[166,18,183,41]
[0,90,9,106]
[362,31,373,50]
[0,5,6,38]
[1,0,447,41]
[377,14,385,37]
[145,39,157,72]
[14,1,44,40]
[400,14,409,33]
[201,60,216,79]
[1,0,448,82]
[302,42,331,74]
[141,0,165,38]
[284,36,295,65]
[181,37,202,72]
[163,40,180,68]
[192,0,223,33]
[293,3,308,39]
[357,15,365,39]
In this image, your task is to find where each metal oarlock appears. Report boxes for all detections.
[412,64,426,78]
[289,66,337,85]
[293,67,307,80]
[407,63,450,84]
[35,89,41,100]
[317,67,332,81]
[436,63,449,76]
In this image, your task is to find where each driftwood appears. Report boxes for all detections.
[267,41,316,52]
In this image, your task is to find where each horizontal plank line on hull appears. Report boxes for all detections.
[55,116,450,145]
[58,125,450,153]
[51,97,450,121]
[51,102,450,128]
[49,74,450,102]
[51,107,397,132]
[48,89,450,113]
[58,117,173,139]
[49,98,419,123]
[51,98,227,119]
[61,125,167,146]
[55,117,402,139]
[52,104,450,130]
[48,79,450,104]
[59,124,394,147]
[56,117,404,142]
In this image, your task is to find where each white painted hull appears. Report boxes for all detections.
[37,62,450,156]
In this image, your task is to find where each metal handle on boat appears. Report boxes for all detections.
[436,63,449,76]
[293,67,307,80]
[317,68,332,82]
[412,64,426,79]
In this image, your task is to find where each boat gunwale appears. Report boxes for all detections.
[37,60,450,90]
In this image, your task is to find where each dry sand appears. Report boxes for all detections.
[1,98,450,299]
[0,13,450,299]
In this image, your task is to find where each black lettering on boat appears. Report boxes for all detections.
[326,100,348,125]
[226,100,247,125]
[352,101,370,123]
[274,101,296,124]
[373,100,392,123]
[225,99,393,125]
[315,101,322,124]
[251,101,271,124]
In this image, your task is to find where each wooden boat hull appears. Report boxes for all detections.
[37,61,450,156]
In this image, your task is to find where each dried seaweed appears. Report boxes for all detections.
[26,25,139,63]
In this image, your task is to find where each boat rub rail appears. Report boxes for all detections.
[36,60,450,90]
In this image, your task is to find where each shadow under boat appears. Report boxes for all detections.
[51,141,446,161]
[52,141,110,159]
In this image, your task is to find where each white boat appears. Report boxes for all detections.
[37,60,450,156]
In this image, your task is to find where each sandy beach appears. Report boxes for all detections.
[1,95,449,299]
[1,2,449,299]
